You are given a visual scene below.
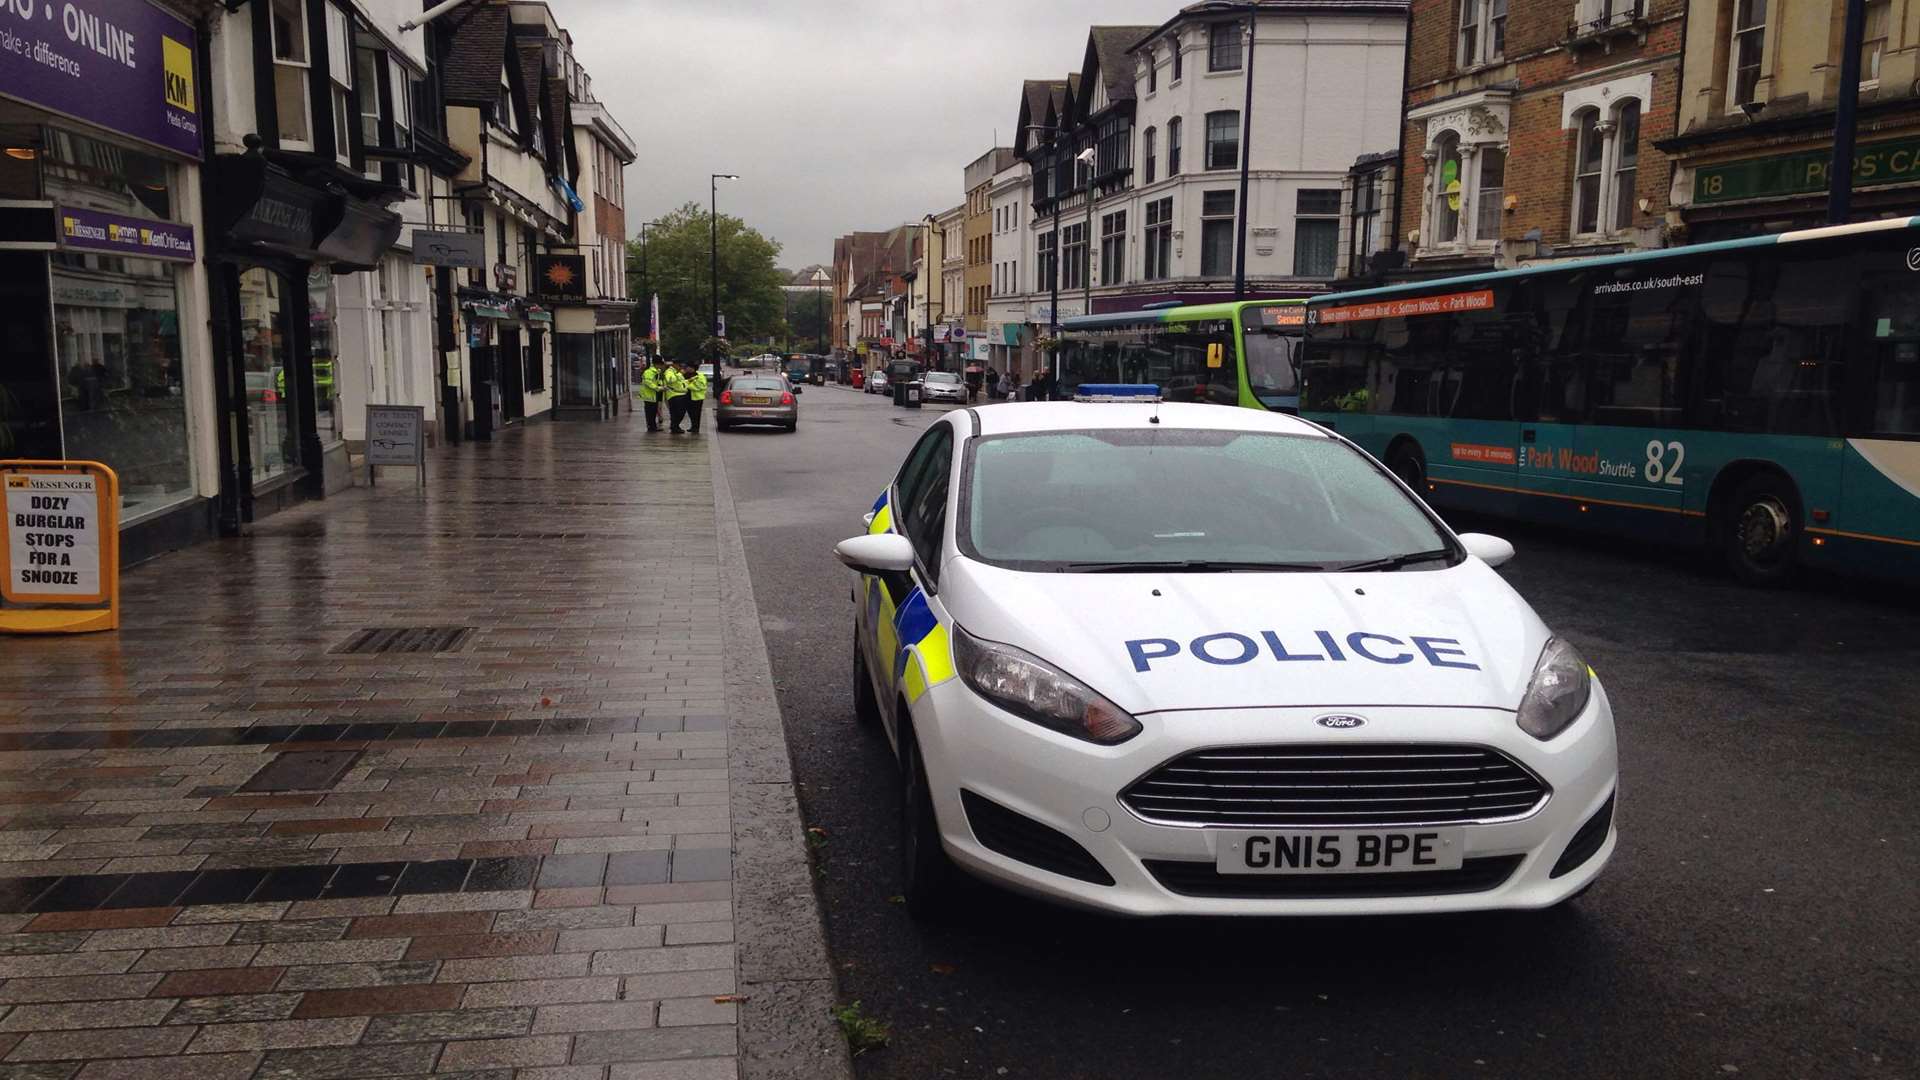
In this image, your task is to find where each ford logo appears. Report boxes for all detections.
[1315,714,1367,730]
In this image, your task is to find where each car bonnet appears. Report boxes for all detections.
[940,557,1548,715]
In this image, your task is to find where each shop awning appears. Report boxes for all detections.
[466,303,513,319]
[524,305,552,323]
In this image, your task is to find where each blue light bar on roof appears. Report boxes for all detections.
[1073,383,1161,402]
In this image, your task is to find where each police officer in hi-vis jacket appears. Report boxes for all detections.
[640,356,666,432]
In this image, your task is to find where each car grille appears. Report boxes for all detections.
[1143,854,1523,899]
[1120,744,1549,828]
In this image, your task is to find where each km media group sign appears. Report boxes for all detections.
[0,0,202,159]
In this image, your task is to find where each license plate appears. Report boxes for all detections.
[1213,828,1464,875]
[743,395,770,405]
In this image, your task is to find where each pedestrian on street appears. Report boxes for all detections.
[685,362,709,434]
[664,360,689,433]
[640,356,665,432]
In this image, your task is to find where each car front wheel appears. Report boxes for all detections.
[901,731,960,919]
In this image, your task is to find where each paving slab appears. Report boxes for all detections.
[0,421,848,1079]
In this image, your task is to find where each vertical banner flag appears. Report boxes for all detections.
[650,293,660,343]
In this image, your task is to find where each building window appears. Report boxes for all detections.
[1037,230,1056,292]
[1147,51,1158,93]
[1730,0,1765,106]
[1100,211,1126,285]
[356,49,382,151]
[1429,132,1462,245]
[1144,196,1173,279]
[1200,190,1235,277]
[1172,37,1183,81]
[1473,147,1505,242]
[326,3,352,163]
[1209,21,1243,72]
[1096,115,1129,178]
[494,76,514,134]
[1572,101,1639,235]
[1610,104,1638,230]
[1062,222,1087,290]
[1349,174,1380,270]
[1861,0,1888,84]
[1294,189,1340,277]
[1143,126,1156,184]
[270,0,311,148]
[1205,110,1239,170]
[1168,116,1182,176]
[1458,0,1506,67]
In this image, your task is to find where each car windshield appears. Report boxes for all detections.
[962,428,1455,571]
[926,372,961,384]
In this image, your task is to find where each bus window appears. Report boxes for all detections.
[1243,330,1299,400]
[1584,270,1690,428]
[1698,254,1852,435]
[1858,255,1920,436]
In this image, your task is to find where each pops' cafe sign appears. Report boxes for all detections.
[1310,289,1495,325]
[0,0,201,159]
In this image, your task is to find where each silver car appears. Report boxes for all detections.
[716,374,800,432]
[920,370,967,404]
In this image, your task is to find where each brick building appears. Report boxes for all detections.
[1367,0,1686,279]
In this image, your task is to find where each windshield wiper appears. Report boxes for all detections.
[1329,548,1457,573]
[1063,560,1329,573]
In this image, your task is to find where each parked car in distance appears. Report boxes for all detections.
[716,374,800,432]
[921,370,967,404]
[867,370,890,395]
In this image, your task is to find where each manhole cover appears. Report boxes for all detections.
[332,627,474,655]
[239,750,361,792]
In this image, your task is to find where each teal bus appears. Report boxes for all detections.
[1055,299,1305,411]
[1300,217,1920,584]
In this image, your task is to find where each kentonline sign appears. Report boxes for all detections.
[0,0,201,159]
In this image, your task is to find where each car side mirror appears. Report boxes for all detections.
[835,533,914,575]
[1457,533,1515,568]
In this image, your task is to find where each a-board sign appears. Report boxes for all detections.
[0,460,119,634]
[3,470,107,604]
[365,405,426,491]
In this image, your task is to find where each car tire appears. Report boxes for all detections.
[785,420,798,432]
[852,629,880,728]
[715,420,731,432]
[901,730,960,920]
[1721,473,1799,586]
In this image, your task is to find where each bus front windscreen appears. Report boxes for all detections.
[1243,329,1300,403]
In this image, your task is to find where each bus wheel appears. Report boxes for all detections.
[1723,474,1799,586]
[1387,444,1426,491]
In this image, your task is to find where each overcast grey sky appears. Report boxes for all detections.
[560,0,1178,270]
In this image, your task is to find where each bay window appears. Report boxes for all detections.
[1205,110,1240,171]
[1209,21,1243,72]
[1430,132,1462,245]
[1168,116,1183,176]
[326,2,352,164]
[270,0,311,148]
[1143,197,1173,280]
[1200,190,1235,277]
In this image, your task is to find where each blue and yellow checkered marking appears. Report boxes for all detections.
[892,588,956,704]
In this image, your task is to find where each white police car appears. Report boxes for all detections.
[836,390,1618,917]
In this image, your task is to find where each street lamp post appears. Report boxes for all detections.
[1233,13,1257,299]
[710,174,738,353]
[812,268,829,354]
[637,218,665,359]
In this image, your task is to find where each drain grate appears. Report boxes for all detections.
[332,626,475,655]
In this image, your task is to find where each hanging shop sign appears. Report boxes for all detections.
[409,229,483,268]
[56,205,195,262]
[0,459,120,634]
[534,254,586,300]
[0,0,201,159]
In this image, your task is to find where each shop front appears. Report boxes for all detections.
[207,143,404,527]
[1661,112,1920,242]
[0,0,213,565]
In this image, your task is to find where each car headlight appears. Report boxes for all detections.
[1517,637,1592,741]
[952,624,1142,744]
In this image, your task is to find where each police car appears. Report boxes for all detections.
[835,388,1618,917]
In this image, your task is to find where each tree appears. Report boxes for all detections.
[627,202,785,363]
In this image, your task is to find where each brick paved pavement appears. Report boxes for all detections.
[0,419,847,1079]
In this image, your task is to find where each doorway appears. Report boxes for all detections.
[0,252,57,460]
[499,325,526,422]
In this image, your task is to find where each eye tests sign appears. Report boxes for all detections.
[0,0,201,159]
